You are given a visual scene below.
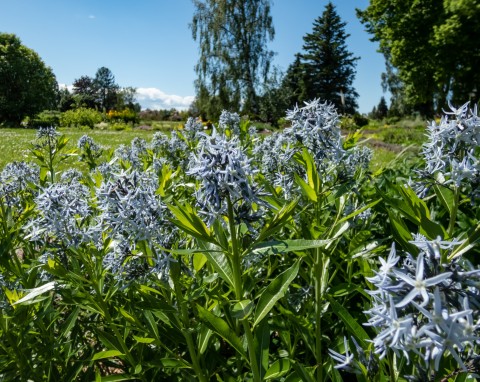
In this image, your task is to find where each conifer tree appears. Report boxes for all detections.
[300,2,359,113]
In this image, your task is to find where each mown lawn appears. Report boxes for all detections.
[0,127,166,170]
[0,121,423,171]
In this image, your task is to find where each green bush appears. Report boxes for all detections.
[60,107,103,129]
[25,110,61,128]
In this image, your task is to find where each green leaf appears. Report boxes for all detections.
[337,199,381,224]
[196,305,248,359]
[198,241,235,287]
[92,350,124,361]
[449,222,480,261]
[253,260,300,327]
[193,252,207,272]
[433,184,455,216]
[326,295,369,348]
[265,358,291,379]
[13,281,56,305]
[255,320,270,379]
[198,326,213,355]
[294,173,317,202]
[231,299,253,319]
[60,306,80,338]
[133,335,155,344]
[249,239,332,257]
[254,198,299,244]
[168,201,218,245]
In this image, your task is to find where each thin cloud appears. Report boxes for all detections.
[88,15,95,19]
[136,87,194,110]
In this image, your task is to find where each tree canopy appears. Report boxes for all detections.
[191,0,275,120]
[357,0,480,115]
[0,33,58,125]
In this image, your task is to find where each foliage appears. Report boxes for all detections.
[1,100,480,381]
[191,0,275,119]
[70,68,140,113]
[107,108,138,124]
[357,0,480,116]
[0,33,58,125]
[24,110,62,128]
[60,107,104,129]
[299,2,359,113]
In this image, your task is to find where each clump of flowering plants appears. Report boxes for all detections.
[0,101,479,382]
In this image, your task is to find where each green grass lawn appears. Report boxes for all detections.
[0,122,423,172]
[0,127,162,170]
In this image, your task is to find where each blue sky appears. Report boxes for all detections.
[0,0,387,114]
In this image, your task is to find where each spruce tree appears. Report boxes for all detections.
[300,2,359,113]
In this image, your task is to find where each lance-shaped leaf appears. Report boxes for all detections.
[253,198,299,244]
[253,260,300,327]
[326,295,369,348]
[264,358,291,380]
[197,305,248,359]
[13,281,56,305]
[247,239,332,257]
[168,201,218,245]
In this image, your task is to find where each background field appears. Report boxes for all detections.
[0,119,425,172]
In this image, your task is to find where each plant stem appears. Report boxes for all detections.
[447,186,460,237]
[227,196,261,382]
[171,263,208,382]
[314,247,323,382]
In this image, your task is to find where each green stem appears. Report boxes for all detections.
[226,196,261,382]
[447,186,460,237]
[314,247,323,382]
[171,263,208,382]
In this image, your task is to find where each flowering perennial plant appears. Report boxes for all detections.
[2,100,480,381]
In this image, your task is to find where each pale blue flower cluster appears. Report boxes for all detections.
[335,236,480,374]
[115,137,149,170]
[218,110,241,135]
[284,99,344,169]
[187,126,262,225]
[151,131,189,170]
[0,161,39,208]
[25,180,94,247]
[96,169,175,282]
[182,117,205,142]
[417,102,480,195]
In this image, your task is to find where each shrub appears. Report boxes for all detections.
[106,108,138,123]
[60,107,103,129]
[25,110,61,128]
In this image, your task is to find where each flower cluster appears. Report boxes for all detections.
[25,180,95,247]
[416,102,480,196]
[284,99,344,170]
[115,137,149,170]
[187,127,262,225]
[151,131,189,170]
[0,161,39,208]
[332,236,480,376]
[96,169,175,282]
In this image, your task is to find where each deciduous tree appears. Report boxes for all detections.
[191,0,275,119]
[357,0,480,115]
[0,33,58,125]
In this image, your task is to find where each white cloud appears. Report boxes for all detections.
[136,87,194,110]
[59,83,74,92]
[88,14,95,19]
[58,85,194,111]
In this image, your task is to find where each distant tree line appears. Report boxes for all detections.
[191,0,480,122]
[0,33,142,126]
